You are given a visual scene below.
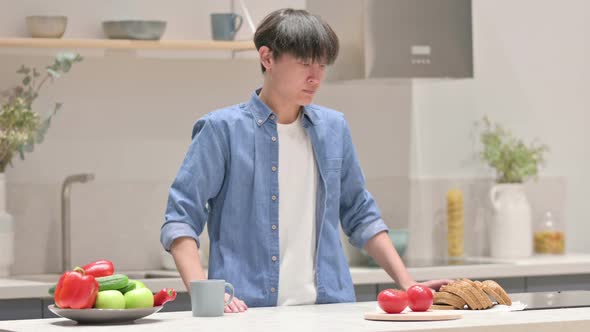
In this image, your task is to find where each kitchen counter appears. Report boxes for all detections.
[2,254,590,300]
[1,301,589,332]
[353,253,590,285]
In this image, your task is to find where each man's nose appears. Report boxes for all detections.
[307,66,323,85]
[307,76,320,85]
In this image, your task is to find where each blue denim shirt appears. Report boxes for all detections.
[161,89,388,307]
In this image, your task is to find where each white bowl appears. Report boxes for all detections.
[26,16,67,38]
[102,20,167,40]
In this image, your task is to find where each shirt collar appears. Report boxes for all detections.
[248,88,319,127]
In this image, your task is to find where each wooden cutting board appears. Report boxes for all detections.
[364,310,462,321]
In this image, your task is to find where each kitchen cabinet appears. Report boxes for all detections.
[0,298,42,320]
[1,295,191,321]
[365,276,589,302]
[41,298,58,319]
[374,279,528,297]
[159,292,191,312]
[1,271,589,321]
[354,285,378,302]
[527,274,590,292]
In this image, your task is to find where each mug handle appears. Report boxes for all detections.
[224,282,235,306]
[233,14,243,34]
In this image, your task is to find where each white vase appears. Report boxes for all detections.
[0,173,15,277]
[489,183,533,258]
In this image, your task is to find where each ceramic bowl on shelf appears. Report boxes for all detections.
[26,16,68,38]
[102,20,167,40]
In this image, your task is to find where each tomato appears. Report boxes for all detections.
[407,285,433,312]
[377,289,408,314]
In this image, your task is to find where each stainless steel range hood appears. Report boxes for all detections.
[307,0,473,80]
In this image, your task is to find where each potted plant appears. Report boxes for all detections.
[478,116,549,259]
[0,52,82,276]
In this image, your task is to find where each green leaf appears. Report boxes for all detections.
[47,68,60,79]
[36,120,50,143]
[16,65,30,74]
[61,61,72,72]
[21,142,34,153]
[477,116,549,183]
[56,52,79,63]
[1,53,82,167]
[53,102,63,114]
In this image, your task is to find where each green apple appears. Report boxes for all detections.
[94,290,125,309]
[130,279,147,289]
[124,288,154,309]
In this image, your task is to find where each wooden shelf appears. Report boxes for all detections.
[0,38,256,51]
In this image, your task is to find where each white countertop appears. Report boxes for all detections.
[353,253,590,285]
[2,254,590,300]
[1,301,589,332]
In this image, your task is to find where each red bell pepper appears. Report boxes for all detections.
[54,267,99,309]
[81,259,114,278]
[153,288,177,306]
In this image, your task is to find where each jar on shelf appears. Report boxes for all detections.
[533,211,565,254]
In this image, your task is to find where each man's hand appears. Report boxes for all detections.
[418,279,453,292]
[224,293,248,313]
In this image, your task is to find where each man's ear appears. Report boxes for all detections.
[259,46,273,71]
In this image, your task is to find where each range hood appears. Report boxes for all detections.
[307,0,473,80]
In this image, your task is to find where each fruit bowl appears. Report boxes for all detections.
[48,305,162,324]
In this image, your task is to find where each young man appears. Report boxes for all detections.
[161,8,449,313]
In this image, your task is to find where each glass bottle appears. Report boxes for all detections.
[533,211,565,254]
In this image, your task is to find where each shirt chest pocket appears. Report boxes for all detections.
[322,158,343,173]
[322,158,343,209]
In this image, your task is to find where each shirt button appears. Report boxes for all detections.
[271,224,277,230]
[271,255,277,262]
[271,136,277,142]
[270,115,276,120]
[271,287,276,293]
[271,195,277,201]
[257,119,263,125]
[271,166,277,172]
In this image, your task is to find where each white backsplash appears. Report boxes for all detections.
[2,54,413,274]
[2,0,587,277]
[405,176,567,261]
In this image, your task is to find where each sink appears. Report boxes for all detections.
[11,271,180,283]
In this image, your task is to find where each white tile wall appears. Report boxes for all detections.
[1,0,586,277]
[1,54,413,275]
[406,176,567,261]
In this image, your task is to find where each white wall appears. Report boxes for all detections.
[410,0,590,253]
[0,0,412,274]
[2,0,587,276]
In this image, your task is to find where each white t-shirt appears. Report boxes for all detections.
[276,111,318,306]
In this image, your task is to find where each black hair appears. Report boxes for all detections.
[254,8,339,73]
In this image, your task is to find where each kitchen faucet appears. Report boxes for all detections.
[61,173,94,272]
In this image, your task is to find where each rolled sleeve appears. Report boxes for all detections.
[348,218,389,249]
[161,116,227,252]
[339,115,390,249]
[160,222,200,251]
